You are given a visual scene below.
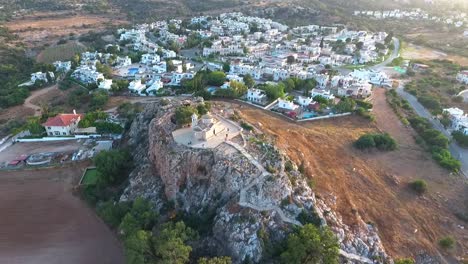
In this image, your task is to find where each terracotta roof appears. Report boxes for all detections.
[43,114,83,127]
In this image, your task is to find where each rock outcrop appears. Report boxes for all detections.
[121,98,391,263]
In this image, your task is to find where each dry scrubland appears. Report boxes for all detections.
[234,88,467,261]
[5,11,127,47]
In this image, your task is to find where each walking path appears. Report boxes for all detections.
[225,140,303,226]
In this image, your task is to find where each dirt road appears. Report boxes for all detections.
[0,165,125,264]
[24,84,58,116]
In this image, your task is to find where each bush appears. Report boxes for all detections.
[409,179,427,195]
[431,148,461,172]
[354,133,396,151]
[354,134,376,150]
[452,131,468,148]
[438,236,455,250]
[241,122,253,131]
[395,258,415,264]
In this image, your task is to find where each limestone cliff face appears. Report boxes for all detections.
[121,98,390,263]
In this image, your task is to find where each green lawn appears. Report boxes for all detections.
[82,168,98,185]
[37,42,87,63]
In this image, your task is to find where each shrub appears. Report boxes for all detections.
[395,258,415,264]
[240,122,253,131]
[438,236,455,250]
[354,134,376,150]
[431,148,461,172]
[409,179,427,195]
[452,131,468,148]
[354,133,396,151]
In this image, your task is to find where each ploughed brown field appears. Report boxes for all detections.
[230,87,467,261]
[0,164,125,264]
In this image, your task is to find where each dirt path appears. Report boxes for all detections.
[232,100,467,261]
[0,165,125,264]
[24,84,58,116]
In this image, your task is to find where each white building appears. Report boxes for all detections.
[444,107,468,135]
[456,70,468,84]
[277,98,299,111]
[53,61,72,72]
[128,80,147,95]
[296,96,314,107]
[72,66,104,84]
[42,112,83,136]
[98,79,113,90]
[310,88,335,100]
[141,53,160,65]
[246,88,267,104]
[146,79,164,93]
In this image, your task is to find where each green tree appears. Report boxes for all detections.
[175,105,197,126]
[222,62,230,73]
[229,80,247,97]
[280,224,339,264]
[94,149,132,186]
[153,221,196,264]
[263,83,285,100]
[97,200,131,228]
[206,71,226,86]
[90,90,109,110]
[124,230,152,264]
[243,74,255,88]
[334,97,356,113]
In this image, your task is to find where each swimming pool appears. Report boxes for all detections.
[302,112,315,119]
[207,87,217,94]
[128,68,139,75]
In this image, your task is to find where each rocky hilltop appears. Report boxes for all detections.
[121,97,390,263]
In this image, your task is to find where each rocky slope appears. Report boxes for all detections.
[120,97,391,263]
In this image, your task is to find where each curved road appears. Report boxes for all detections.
[371,37,400,70]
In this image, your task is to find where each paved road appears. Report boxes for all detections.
[396,85,468,176]
[370,37,400,71]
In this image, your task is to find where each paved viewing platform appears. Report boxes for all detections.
[172,114,242,149]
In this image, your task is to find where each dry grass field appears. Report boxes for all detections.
[230,89,467,261]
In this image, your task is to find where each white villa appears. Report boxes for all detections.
[53,61,72,72]
[456,70,468,84]
[141,53,160,65]
[99,79,113,90]
[310,88,335,100]
[247,88,267,104]
[42,112,83,136]
[444,107,468,135]
[72,66,104,84]
[296,96,314,107]
[278,98,299,111]
[128,80,147,94]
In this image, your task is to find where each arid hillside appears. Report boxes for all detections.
[231,88,467,262]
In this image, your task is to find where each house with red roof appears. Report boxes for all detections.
[42,111,83,136]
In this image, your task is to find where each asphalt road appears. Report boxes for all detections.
[370,37,400,71]
[396,85,468,176]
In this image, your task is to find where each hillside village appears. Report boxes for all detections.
[354,8,467,29]
[19,12,397,128]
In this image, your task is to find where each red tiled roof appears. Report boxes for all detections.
[42,114,83,127]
